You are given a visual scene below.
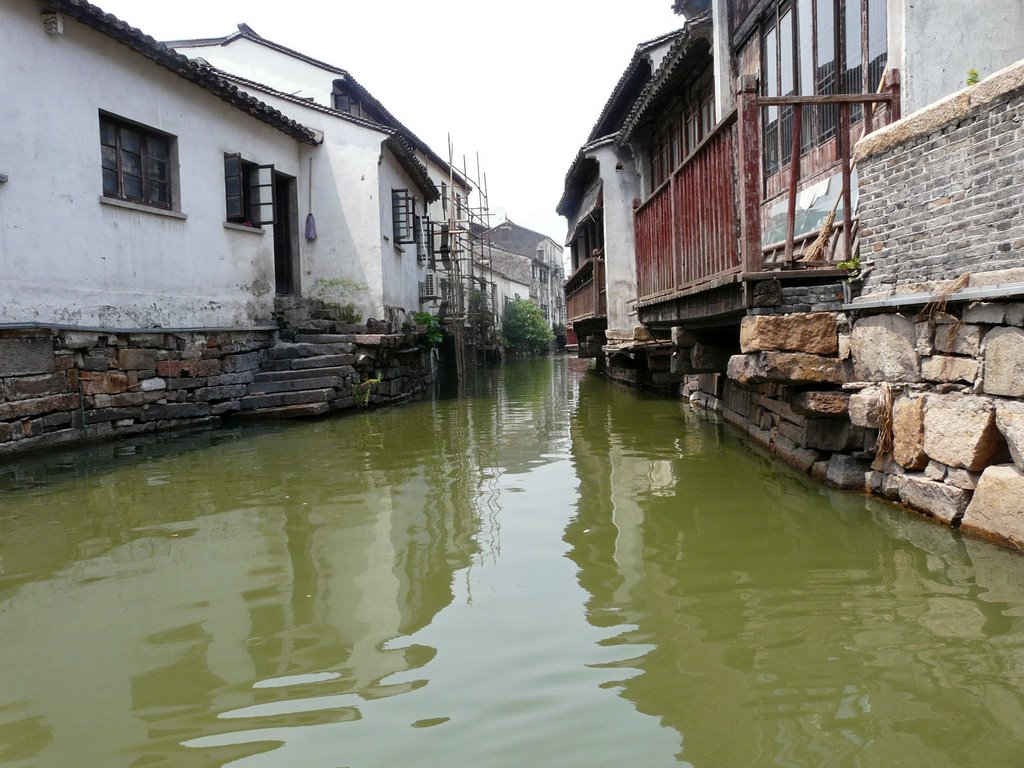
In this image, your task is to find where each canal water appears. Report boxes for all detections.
[2,356,1024,767]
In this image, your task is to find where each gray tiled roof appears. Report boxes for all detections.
[487,220,562,260]
[43,1,319,144]
[167,23,467,189]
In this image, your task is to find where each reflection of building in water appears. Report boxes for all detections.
[565,378,1024,765]
[0,414,484,767]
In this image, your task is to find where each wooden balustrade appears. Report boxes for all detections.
[633,74,900,310]
[565,257,607,323]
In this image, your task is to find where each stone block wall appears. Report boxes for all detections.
[856,61,1024,294]
[684,304,1024,550]
[0,327,433,458]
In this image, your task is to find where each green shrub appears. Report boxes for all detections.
[501,297,553,354]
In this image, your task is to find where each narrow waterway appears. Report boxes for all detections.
[2,356,1024,767]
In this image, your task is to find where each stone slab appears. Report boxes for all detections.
[982,327,1024,397]
[739,313,838,355]
[848,386,882,428]
[825,454,871,490]
[892,394,928,470]
[900,474,971,524]
[923,393,1008,471]
[789,391,849,417]
[961,465,1024,549]
[0,337,55,376]
[728,352,848,386]
[248,377,342,395]
[851,314,921,382]
[921,355,979,384]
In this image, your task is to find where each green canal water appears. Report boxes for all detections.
[2,356,1024,767]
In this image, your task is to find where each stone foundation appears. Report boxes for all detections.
[682,302,1024,551]
[0,326,432,458]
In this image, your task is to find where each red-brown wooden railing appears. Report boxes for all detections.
[565,257,607,323]
[633,71,901,309]
[635,111,740,305]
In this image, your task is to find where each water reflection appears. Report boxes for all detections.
[564,375,1024,766]
[2,357,1024,767]
[0,404,487,766]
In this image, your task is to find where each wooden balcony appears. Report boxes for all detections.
[565,256,607,325]
[635,110,741,307]
[633,74,900,323]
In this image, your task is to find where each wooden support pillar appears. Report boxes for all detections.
[736,75,763,281]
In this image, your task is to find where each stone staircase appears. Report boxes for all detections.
[237,334,362,418]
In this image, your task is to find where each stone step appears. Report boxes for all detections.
[268,342,355,360]
[294,334,357,344]
[292,354,356,370]
[233,402,332,419]
[248,376,342,395]
[254,365,353,383]
[238,388,335,411]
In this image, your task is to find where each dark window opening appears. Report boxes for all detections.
[100,114,171,208]
[224,154,274,226]
[392,189,416,245]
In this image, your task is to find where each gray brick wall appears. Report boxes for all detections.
[858,87,1024,294]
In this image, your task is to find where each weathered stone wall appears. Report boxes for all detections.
[857,62,1024,294]
[685,303,1024,551]
[0,327,432,458]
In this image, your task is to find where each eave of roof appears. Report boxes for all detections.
[555,136,613,216]
[385,134,440,202]
[167,23,468,189]
[617,12,714,144]
[210,67,390,133]
[586,27,685,143]
[42,1,320,145]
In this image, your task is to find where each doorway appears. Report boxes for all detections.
[273,173,299,295]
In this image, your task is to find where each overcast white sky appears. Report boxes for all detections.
[95,0,683,245]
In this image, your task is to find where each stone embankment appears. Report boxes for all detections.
[682,299,1024,550]
[0,326,432,457]
[679,60,1024,551]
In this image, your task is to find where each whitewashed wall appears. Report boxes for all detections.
[174,36,449,325]
[592,142,642,335]
[0,5,305,328]
[893,0,1024,114]
[377,154,431,323]
[173,37,339,107]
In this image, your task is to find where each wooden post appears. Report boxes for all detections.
[885,68,902,123]
[839,102,853,265]
[736,75,763,279]
[784,104,803,265]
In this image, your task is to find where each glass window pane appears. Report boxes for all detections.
[816,0,837,141]
[764,24,778,98]
[867,0,887,91]
[101,145,118,170]
[149,158,166,182]
[123,174,143,199]
[100,119,116,146]
[843,0,862,90]
[147,135,168,161]
[798,0,814,95]
[120,128,141,153]
[121,150,142,176]
[150,181,168,204]
[102,168,118,196]
[780,10,795,96]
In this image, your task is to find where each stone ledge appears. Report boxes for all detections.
[856,57,1024,163]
